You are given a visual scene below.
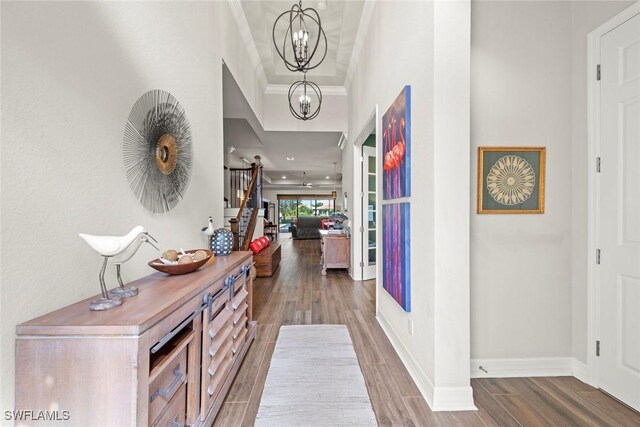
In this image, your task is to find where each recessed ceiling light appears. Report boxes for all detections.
[286,157,295,161]
[282,176,286,179]
[326,176,330,179]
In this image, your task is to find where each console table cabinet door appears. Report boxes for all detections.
[201,301,234,420]
[15,337,141,426]
[322,236,350,275]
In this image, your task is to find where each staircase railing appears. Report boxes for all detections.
[229,167,253,209]
[229,155,262,251]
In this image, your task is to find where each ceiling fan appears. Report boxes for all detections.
[298,172,313,188]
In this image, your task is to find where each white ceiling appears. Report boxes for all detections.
[224,118,342,174]
[223,64,343,188]
[240,0,365,86]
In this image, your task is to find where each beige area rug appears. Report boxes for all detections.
[255,325,378,426]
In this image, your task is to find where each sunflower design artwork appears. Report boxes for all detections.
[478,147,545,214]
[487,155,536,205]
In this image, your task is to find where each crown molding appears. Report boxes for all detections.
[264,84,347,96]
[227,0,269,89]
[345,0,377,90]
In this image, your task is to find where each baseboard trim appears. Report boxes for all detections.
[376,313,434,405]
[471,357,591,380]
[571,359,589,384]
[432,386,476,411]
[376,314,476,411]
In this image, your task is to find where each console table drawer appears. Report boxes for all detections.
[149,331,192,423]
[152,383,186,427]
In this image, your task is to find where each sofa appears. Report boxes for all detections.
[291,217,325,239]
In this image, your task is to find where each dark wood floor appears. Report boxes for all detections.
[215,237,640,426]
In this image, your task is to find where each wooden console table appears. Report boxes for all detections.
[319,230,350,275]
[15,251,255,426]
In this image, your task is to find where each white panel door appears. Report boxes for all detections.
[362,145,377,280]
[598,11,640,412]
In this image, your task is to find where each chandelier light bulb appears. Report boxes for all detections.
[299,93,311,116]
[293,28,309,64]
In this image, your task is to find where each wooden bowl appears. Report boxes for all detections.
[148,249,214,275]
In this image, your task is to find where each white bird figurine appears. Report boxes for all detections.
[79,226,159,311]
[202,216,215,236]
[110,229,159,297]
[202,216,215,248]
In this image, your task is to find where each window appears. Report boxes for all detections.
[277,195,335,232]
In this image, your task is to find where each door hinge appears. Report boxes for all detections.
[597,64,601,81]
[596,249,601,265]
[359,226,364,233]
[359,261,365,268]
[596,157,601,173]
[360,156,364,162]
[596,340,600,357]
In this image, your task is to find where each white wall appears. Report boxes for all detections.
[345,0,436,395]
[470,0,635,374]
[262,90,348,132]
[471,0,574,362]
[346,0,473,410]
[0,1,263,410]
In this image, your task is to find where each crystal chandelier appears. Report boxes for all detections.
[272,0,327,72]
[288,74,322,121]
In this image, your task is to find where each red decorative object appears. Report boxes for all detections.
[383,123,406,172]
[250,236,271,254]
[250,240,262,254]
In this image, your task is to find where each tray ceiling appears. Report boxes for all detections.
[240,0,365,86]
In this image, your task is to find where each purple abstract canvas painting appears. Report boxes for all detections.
[382,202,411,311]
[383,86,411,200]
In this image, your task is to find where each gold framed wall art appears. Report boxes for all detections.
[477,147,546,214]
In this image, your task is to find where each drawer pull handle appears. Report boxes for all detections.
[224,263,255,301]
[150,365,185,401]
[151,289,224,354]
[207,286,230,323]
[171,417,182,427]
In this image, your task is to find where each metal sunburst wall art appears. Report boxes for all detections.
[123,89,193,213]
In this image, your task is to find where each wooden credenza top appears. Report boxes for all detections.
[16,251,253,337]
